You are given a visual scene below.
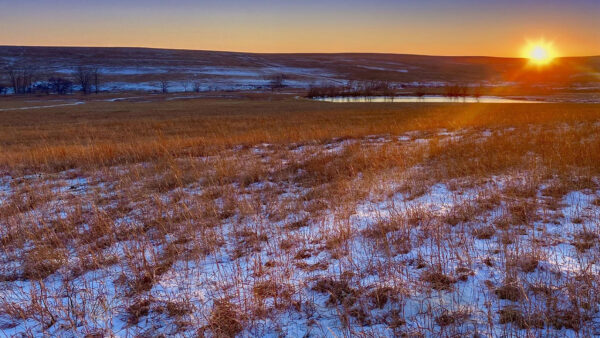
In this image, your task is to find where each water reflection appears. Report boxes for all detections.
[314,96,541,103]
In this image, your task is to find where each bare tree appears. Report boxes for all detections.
[180,80,190,92]
[74,66,92,94]
[6,67,17,94]
[33,81,51,95]
[459,84,468,97]
[92,68,101,94]
[269,74,287,91]
[473,84,483,101]
[380,81,395,96]
[444,83,469,98]
[48,77,73,95]
[415,85,427,98]
[6,66,35,94]
[192,81,202,93]
[158,78,170,94]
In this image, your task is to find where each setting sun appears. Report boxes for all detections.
[523,39,557,65]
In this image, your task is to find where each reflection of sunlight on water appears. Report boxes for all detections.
[314,95,541,103]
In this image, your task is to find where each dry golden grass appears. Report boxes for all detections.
[1,95,600,336]
[1,96,599,174]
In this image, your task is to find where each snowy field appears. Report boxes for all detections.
[1,99,600,337]
[2,46,599,95]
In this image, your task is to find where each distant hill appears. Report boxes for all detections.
[0,46,598,93]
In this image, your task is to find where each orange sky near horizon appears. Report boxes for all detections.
[1,1,599,57]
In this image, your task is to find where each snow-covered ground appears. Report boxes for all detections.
[0,101,85,112]
[1,127,599,336]
[1,46,599,98]
[357,65,409,73]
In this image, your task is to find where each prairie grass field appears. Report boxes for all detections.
[1,95,600,336]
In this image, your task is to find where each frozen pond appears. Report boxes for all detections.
[314,95,542,103]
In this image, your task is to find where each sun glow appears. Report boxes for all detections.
[523,39,557,66]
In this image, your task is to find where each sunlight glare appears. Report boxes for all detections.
[523,39,557,66]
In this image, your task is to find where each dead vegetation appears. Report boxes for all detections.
[0,97,599,335]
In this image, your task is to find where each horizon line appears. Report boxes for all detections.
[1,44,598,59]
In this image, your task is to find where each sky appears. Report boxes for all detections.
[1,0,598,57]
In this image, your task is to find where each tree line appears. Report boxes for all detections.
[306,81,396,98]
[0,66,293,95]
[156,73,289,94]
[306,81,485,99]
[0,66,102,95]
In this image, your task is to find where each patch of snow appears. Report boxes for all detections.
[0,101,85,111]
[357,65,409,73]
